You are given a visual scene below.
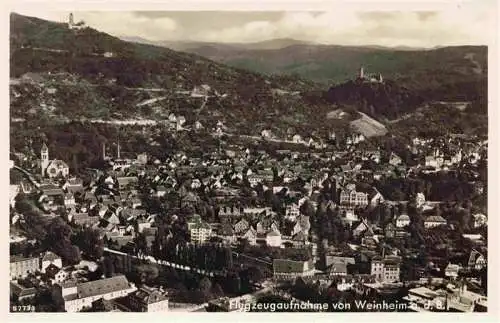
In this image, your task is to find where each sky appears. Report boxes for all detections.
[14,0,497,48]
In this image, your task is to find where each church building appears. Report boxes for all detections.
[40,143,70,179]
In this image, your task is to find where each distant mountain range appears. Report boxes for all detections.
[10,12,487,143]
[120,35,487,88]
[119,36,429,52]
[119,37,315,51]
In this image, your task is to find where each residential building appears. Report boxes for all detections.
[10,256,40,280]
[396,214,411,228]
[416,192,426,208]
[136,153,148,165]
[389,152,402,166]
[188,215,212,244]
[472,213,487,228]
[219,205,243,218]
[219,223,235,244]
[369,189,385,207]
[10,281,37,301]
[71,213,100,227]
[329,263,348,276]
[370,256,401,283]
[343,208,359,225]
[272,259,315,281]
[41,251,62,273]
[64,193,76,207]
[445,263,460,279]
[241,227,257,245]
[424,215,447,229]
[265,230,282,248]
[119,286,169,312]
[384,223,396,239]
[285,203,300,221]
[61,276,137,312]
[340,184,368,208]
[234,218,250,234]
[156,186,167,197]
[467,249,486,271]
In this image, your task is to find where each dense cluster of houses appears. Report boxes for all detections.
[9,128,487,312]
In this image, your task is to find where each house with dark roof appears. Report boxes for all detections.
[325,256,356,269]
[219,223,235,243]
[329,263,348,276]
[384,223,396,239]
[117,176,138,188]
[234,218,250,235]
[273,258,315,281]
[71,213,100,228]
[116,286,169,312]
[241,227,257,245]
[10,281,36,301]
[219,205,243,218]
[40,184,64,197]
[467,249,486,271]
[41,251,62,273]
[291,231,308,247]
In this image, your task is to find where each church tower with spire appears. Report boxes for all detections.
[41,142,49,176]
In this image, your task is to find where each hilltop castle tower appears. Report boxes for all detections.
[358,66,383,83]
[41,142,49,175]
[68,12,85,30]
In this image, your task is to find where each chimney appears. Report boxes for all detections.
[102,143,106,160]
[117,142,121,159]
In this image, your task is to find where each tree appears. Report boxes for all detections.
[136,264,159,284]
[73,227,104,260]
[194,277,213,303]
[102,256,115,278]
[135,233,148,256]
[300,201,315,218]
[246,266,264,284]
[211,283,224,298]
[45,217,81,265]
